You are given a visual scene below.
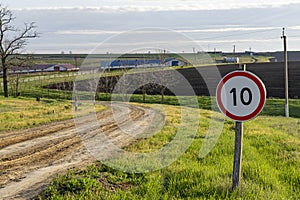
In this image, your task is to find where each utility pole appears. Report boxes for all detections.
[281,28,289,118]
[214,48,216,62]
[233,45,236,56]
[193,47,197,64]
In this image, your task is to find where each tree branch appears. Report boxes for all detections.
[3,22,38,57]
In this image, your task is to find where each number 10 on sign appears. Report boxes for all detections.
[216,70,266,190]
[216,71,266,122]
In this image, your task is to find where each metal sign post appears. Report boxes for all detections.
[232,121,243,189]
[216,67,266,190]
[232,64,245,190]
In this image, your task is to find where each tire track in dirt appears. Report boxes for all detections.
[0,102,162,200]
[0,109,114,149]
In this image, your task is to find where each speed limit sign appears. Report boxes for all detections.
[216,71,266,121]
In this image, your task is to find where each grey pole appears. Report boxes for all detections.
[281,28,289,117]
[232,121,243,190]
[232,64,246,190]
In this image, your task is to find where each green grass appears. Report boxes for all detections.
[262,98,300,118]
[0,96,107,131]
[39,102,300,200]
[112,94,300,118]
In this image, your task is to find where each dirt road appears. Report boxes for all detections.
[0,103,162,200]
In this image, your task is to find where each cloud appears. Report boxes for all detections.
[289,26,300,30]
[11,1,300,13]
[8,0,300,53]
[197,38,280,44]
[53,26,280,36]
[54,30,121,35]
[179,27,280,33]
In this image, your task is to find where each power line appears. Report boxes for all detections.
[200,28,278,41]
[288,35,300,38]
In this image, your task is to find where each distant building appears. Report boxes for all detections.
[245,51,254,56]
[164,58,187,67]
[100,58,187,69]
[223,57,240,63]
[0,64,79,74]
[269,57,278,62]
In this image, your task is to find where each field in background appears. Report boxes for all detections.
[2,61,300,102]
[9,52,273,67]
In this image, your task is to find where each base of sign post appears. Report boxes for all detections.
[232,121,243,190]
[285,104,289,118]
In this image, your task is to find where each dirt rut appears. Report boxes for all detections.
[0,103,161,200]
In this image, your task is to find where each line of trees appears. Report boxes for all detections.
[110,68,179,104]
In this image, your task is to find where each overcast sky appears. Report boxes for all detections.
[1,0,300,53]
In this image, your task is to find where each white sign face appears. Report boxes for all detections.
[216,71,266,121]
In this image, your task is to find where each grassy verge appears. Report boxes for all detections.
[109,93,300,118]
[40,103,299,200]
[1,91,299,129]
[0,96,107,131]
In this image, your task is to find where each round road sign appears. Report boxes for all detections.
[216,71,266,121]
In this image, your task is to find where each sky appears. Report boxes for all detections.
[1,0,300,54]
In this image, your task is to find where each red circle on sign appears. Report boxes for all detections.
[216,71,266,121]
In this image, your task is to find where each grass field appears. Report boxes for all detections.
[0,96,107,131]
[36,97,299,200]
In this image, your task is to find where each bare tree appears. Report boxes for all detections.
[153,67,180,104]
[7,54,33,97]
[0,5,38,97]
[139,72,153,103]
[98,72,115,101]
[113,68,131,101]
[87,74,99,101]
[9,73,21,97]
